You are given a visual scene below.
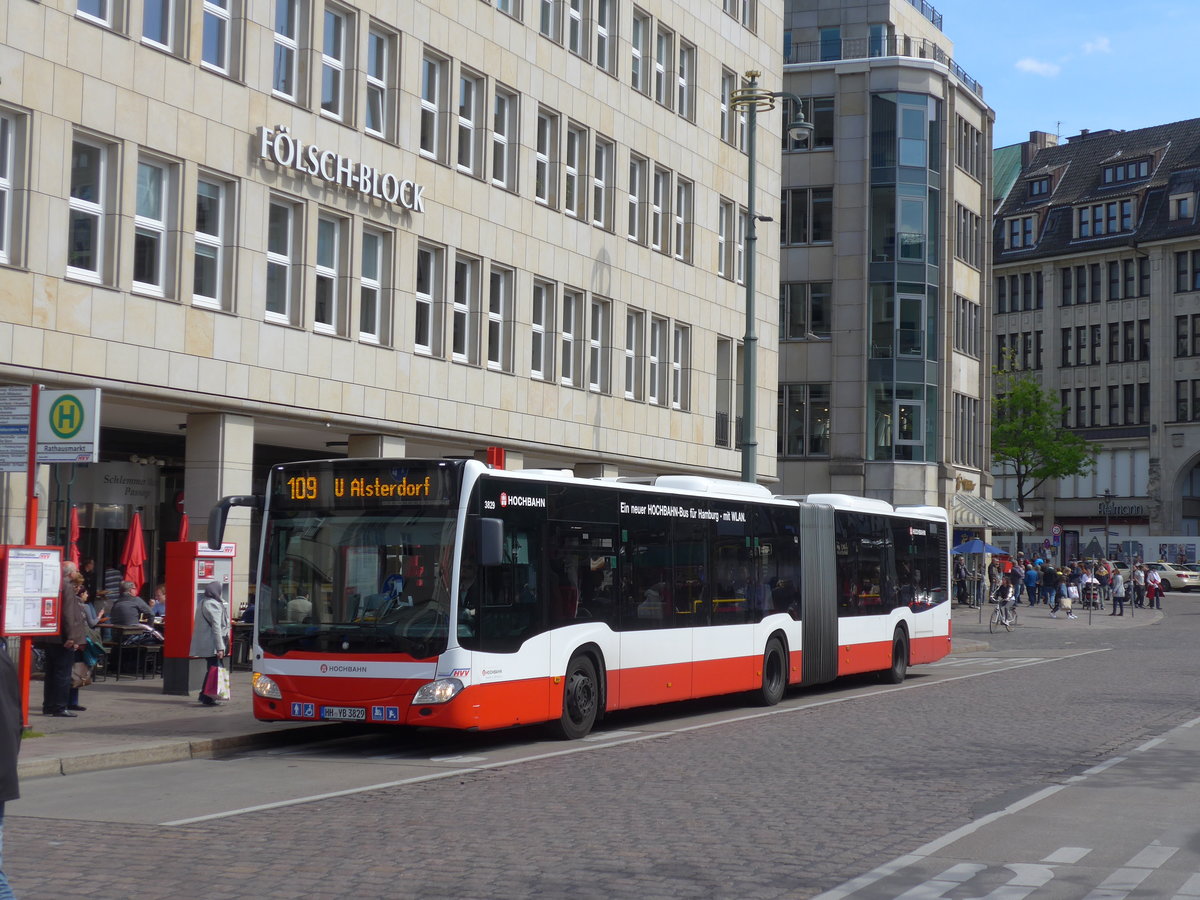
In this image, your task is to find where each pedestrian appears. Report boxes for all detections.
[190,581,230,706]
[0,640,20,900]
[1040,560,1056,606]
[1131,564,1147,608]
[34,560,88,717]
[1022,562,1040,607]
[953,555,969,606]
[109,582,154,627]
[1146,567,1163,610]
[1109,568,1126,616]
[1096,559,1112,607]
[149,584,167,619]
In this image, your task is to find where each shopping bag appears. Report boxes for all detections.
[203,665,220,696]
[215,666,231,701]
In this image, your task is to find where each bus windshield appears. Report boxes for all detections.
[258,507,458,660]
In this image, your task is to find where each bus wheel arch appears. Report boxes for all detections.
[884,625,909,684]
[757,633,789,706]
[549,645,605,739]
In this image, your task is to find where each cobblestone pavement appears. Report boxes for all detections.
[9,601,1199,899]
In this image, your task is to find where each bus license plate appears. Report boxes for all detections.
[321,706,366,721]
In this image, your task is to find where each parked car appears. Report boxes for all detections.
[1146,562,1200,592]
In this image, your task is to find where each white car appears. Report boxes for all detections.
[1146,562,1200,593]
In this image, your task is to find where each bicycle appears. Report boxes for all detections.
[989,592,1018,632]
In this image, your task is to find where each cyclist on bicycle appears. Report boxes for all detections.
[994,573,1016,614]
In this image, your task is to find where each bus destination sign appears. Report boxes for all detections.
[272,461,459,509]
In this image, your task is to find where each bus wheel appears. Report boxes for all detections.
[552,654,599,740]
[884,629,908,684]
[757,637,787,706]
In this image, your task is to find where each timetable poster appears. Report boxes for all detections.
[2,546,62,636]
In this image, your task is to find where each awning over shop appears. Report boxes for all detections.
[952,494,1035,533]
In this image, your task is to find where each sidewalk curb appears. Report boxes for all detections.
[19,722,355,780]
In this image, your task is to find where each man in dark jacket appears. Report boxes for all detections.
[109,582,154,627]
[35,561,88,717]
[1,640,21,898]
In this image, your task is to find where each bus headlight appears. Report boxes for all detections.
[252,673,283,699]
[413,678,464,705]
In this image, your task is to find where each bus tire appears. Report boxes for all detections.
[551,654,600,740]
[757,637,787,706]
[884,629,908,684]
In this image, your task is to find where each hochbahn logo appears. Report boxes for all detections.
[498,492,546,508]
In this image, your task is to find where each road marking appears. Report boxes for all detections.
[1044,847,1090,864]
[162,648,1105,826]
[1174,872,1200,897]
[893,862,984,898]
[427,755,486,763]
[929,657,1049,668]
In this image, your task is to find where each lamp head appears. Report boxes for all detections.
[787,119,815,146]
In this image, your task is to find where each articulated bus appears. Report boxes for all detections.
[209,458,951,739]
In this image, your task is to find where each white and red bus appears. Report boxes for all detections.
[209,458,950,738]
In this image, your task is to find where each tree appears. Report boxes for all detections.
[992,356,1096,517]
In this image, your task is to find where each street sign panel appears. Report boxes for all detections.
[0,385,32,473]
[36,388,101,462]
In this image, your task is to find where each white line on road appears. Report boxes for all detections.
[163,649,1105,826]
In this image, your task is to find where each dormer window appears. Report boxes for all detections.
[1102,159,1150,185]
[1028,177,1049,198]
[1170,193,1194,221]
[1075,198,1134,238]
[1006,214,1036,248]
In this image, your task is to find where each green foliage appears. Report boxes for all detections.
[992,355,1096,510]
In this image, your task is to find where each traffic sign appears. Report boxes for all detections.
[0,385,31,473]
[1051,523,1062,536]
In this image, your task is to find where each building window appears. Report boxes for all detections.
[654,24,673,107]
[630,8,650,95]
[720,69,737,146]
[819,27,841,60]
[782,97,834,151]
[564,122,586,219]
[272,0,303,101]
[132,158,173,296]
[671,322,689,410]
[314,215,346,334]
[673,177,692,263]
[538,0,559,41]
[955,116,984,179]
[77,0,114,28]
[496,0,519,18]
[1102,159,1150,184]
[781,188,833,245]
[954,295,980,358]
[561,289,583,387]
[1175,250,1200,293]
[531,279,554,381]
[364,27,396,140]
[650,166,669,253]
[193,175,232,309]
[677,41,695,122]
[452,254,481,364]
[779,384,831,457]
[595,0,613,73]
[956,204,982,266]
[457,69,484,177]
[265,198,299,324]
[588,297,610,392]
[492,85,518,190]
[648,315,667,405]
[780,282,831,340]
[715,338,734,446]
[201,0,234,73]
[414,243,444,356]
[67,139,111,284]
[624,308,644,400]
[535,108,559,207]
[359,227,388,344]
[627,153,647,243]
[0,114,18,266]
[1006,215,1035,249]
[566,0,587,57]
[487,265,513,372]
[1075,199,1134,237]
[419,52,448,162]
[320,5,350,120]
[142,0,178,52]
[1028,177,1049,198]
[592,136,613,230]
[1170,194,1194,221]
[735,207,747,284]
[717,197,733,279]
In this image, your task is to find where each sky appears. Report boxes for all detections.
[929,0,1195,147]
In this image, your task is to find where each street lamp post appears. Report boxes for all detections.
[729,72,813,483]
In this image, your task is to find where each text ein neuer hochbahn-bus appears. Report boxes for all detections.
[208,458,951,739]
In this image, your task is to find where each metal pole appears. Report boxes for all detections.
[740,77,758,484]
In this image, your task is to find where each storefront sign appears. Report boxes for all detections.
[257,126,426,212]
[71,462,159,507]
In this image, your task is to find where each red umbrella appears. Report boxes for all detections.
[67,505,81,565]
[178,512,190,542]
[120,511,148,594]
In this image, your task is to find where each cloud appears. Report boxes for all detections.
[1015,58,1062,77]
[1082,37,1112,54]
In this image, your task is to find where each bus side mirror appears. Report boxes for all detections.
[478,517,505,567]
[207,495,263,550]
